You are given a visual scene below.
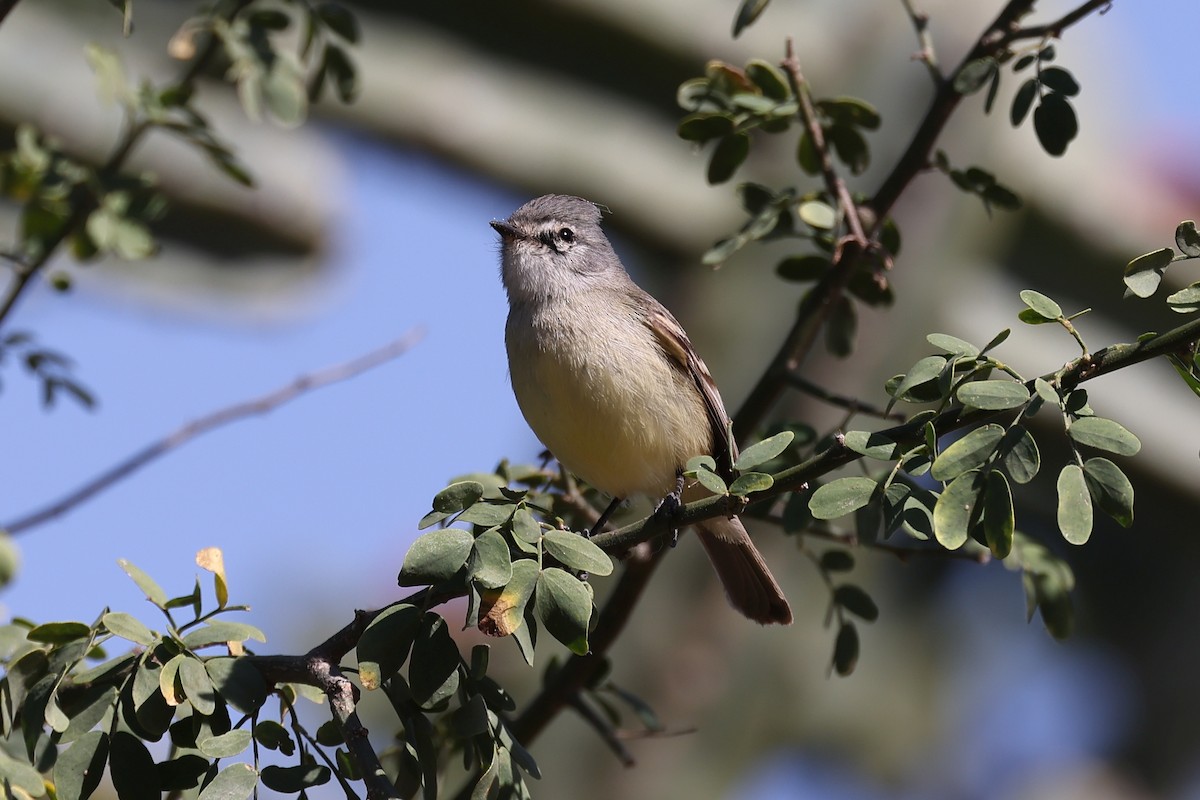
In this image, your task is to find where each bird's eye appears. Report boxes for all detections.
[557,227,575,243]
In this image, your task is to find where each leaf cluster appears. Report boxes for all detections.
[957,44,1081,157]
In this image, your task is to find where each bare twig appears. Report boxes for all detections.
[899,0,943,84]
[568,696,636,767]
[3,330,424,534]
[783,372,907,421]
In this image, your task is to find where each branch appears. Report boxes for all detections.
[784,371,907,421]
[869,0,1110,219]
[2,331,424,534]
[899,0,943,85]
[0,1,253,330]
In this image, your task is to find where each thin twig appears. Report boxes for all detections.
[568,696,636,767]
[899,0,943,84]
[784,372,907,421]
[0,0,20,27]
[3,330,424,534]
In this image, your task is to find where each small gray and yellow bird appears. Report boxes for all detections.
[492,194,791,625]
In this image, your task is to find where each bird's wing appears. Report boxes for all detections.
[643,301,739,476]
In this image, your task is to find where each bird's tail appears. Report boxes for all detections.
[694,516,792,625]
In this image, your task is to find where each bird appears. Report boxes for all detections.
[491,194,792,625]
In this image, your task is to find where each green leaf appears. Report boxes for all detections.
[956,380,1030,410]
[1019,289,1063,320]
[833,585,878,622]
[468,529,513,589]
[178,656,216,716]
[797,200,836,230]
[926,333,980,358]
[399,528,473,586]
[732,0,770,37]
[456,501,514,527]
[745,59,790,100]
[820,550,854,572]
[1034,377,1060,405]
[1057,464,1093,545]
[535,568,592,656]
[541,531,613,576]
[409,613,461,708]
[180,621,266,649]
[817,96,882,130]
[677,113,734,142]
[55,730,109,800]
[930,424,1004,482]
[1175,220,1200,257]
[982,470,1014,558]
[433,481,484,514]
[980,328,1011,354]
[254,719,296,758]
[729,472,773,496]
[205,657,268,715]
[1123,247,1173,298]
[776,254,830,282]
[198,763,259,800]
[109,731,158,800]
[998,425,1040,484]
[827,124,870,175]
[933,470,982,550]
[1166,283,1200,314]
[735,430,794,471]
[707,132,750,184]
[832,622,858,676]
[118,559,167,608]
[1033,93,1078,156]
[478,559,539,646]
[1082,457,1134,527]
[796,130,819,175]
[808,477,877,520]
[890,355,948,404]
[27,620,90,645]
[356,604,421,691]
[692,466,728,495]
[1068,416,1141,456]
[954,57,997,95]
[317,2,359,41]
[198,729,253,759]
[1011,79,1036,125]
[102,612,157,646]
[842,430,902,460]
[1038,66,1080,96]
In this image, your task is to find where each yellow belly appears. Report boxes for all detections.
[507,316,711,499]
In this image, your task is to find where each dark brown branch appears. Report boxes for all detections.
[784,372,907,421]
[3,331,424,534]
[1000,0,1112,44]
[0,0,20,27]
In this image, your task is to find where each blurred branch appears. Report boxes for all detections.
[0,0,253,331]
[784,372,907,421]
[2,330,424,535]
[0,0,19,27]
[899,0,943,84]
[1000,0,1112,44]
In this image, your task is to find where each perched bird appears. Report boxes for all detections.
[492,194,792,625]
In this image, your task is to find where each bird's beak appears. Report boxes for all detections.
[490,219,520,240]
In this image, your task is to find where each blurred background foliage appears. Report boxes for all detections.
[2,0,1200,798]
